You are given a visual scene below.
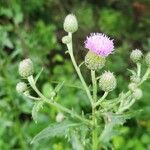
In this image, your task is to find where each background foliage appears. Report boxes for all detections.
[0,0,150,149]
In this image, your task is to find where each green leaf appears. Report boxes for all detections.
[31,120,80,144]
[32,101,44,123]
[71,133,84,150]
[54,81,65,93]
[127,69,136,76]
[100,110,142,144]
[35,68,43,83]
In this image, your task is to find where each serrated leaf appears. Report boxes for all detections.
[31,120,80,144]
[100,110,142,143]
[54,81,65,93]
[100,123,117,143]
[101,98,119,110]
[51,81,84,90]
[35,68,43,83]
[32,101,44,123]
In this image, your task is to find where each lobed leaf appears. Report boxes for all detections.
[31,120,81,144]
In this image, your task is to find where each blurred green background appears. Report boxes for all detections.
[0,0,150,149]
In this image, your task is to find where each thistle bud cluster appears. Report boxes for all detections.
[16,58,34,94]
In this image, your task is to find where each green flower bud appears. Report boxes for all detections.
[85,51,106,70]
[63,14,78,33]
[132,88,143,100]
[62,35,71,44]
[128,83,137,91]
[145,52,150,67]
[16,82,27,94]
[130,75,140,83]
[130,49,142,63]
[56,112,64,123]
[99,71,117,92]
[19,58,34,78]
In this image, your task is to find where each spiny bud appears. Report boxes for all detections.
[62,35,71,44]
[19,58,34,78]
[63,14,78,33]
[128,83,137,91]
[85,51,106,70]
[145,52,150,67]
[132,88,143,100]
[130,49,142,63]
[130,75,140,83]
[99,71,117,92]
[56,112,64,123]
[16,82,27,94]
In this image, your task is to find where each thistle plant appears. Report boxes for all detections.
[16,14,150,150]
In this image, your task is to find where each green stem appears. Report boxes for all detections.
[137,62,141,78]
[67,32,93,105]
[27,75,92,126]
[91,70,97,102]
[94,92,108,108]
[118,98,136,113]
[139,68,150,85]
[24,93,41,101]
[91,70,98,150]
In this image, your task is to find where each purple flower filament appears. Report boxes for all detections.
[85,33,114,57]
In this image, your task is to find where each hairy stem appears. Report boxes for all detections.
[67,32,93,105]
[27,75,92,126]
[91,70,98,150]
[94,92,108,108]
[137,62,141,78]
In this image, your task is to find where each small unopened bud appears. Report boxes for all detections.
[130,49,142,63]
[85,51,106,70]
[56,112,64,122]
[16,82,27,94]
[62,35,71,44]
[19,58,34,78]
[128,83,137,91]
[63,14,78,33]
[132,88,143,100]
[145,52,150,67]
[130,75,140,83]
[99,71,117,92]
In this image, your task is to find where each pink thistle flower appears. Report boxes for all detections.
[84,33,114,57]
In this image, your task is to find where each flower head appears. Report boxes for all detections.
[84,33,114,57]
